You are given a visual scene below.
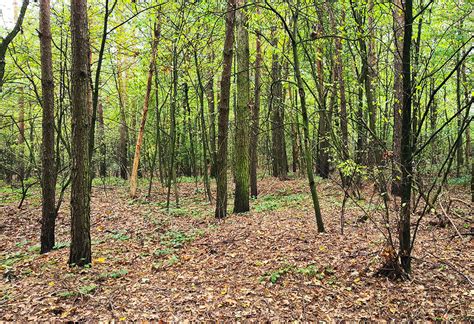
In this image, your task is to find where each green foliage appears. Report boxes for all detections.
[100,269,128,279]
[109,231,130,241]
[78,285,97,295]
[160,230,198,248]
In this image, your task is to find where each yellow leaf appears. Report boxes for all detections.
[48,281,55,287]
[119,317,126,321]
[96,257,106,263]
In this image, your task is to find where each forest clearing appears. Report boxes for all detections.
[0,0,473,321]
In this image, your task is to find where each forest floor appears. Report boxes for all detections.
[0,176,472,321]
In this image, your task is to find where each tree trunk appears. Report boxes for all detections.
[205,77,217,178]
[290,1,325,232]
[116,58,129,179]
[97,101,106,177]
[130,21,160,198]
[215,0,236,218]
[39,0,57,254]
[250,3,262,197]
[69,0,91,266]
[392,0,403,195]
[399,0,413,274]
[270,31,288,180]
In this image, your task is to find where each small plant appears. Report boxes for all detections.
[100,269,128,279]
[78,284,97,295]
[160,230,196,248]
[110,231,130,241]
[154,247,175,256]
[53,242,70,250]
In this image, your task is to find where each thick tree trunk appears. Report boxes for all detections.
[130,21,160,198]
[270,31,288,180]
[39,0,57,254]
[215,0,236,218]
[234,0,251,213]
[69,0,91,266]
[250,4,262,198]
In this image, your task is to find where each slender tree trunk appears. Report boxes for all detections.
[206,77,217,178]
[116,58,129,179]
[130,21,160,198]
[39,0,57,254]
[290,1,325,232]
[399,0,413,274]
[69,0,91,266]
[166,44,179,209]
[18,86,25,180]
[215,0,236,218]
[392,0,403,195]
[194,51,213,202]
[250,3,262,197]
[97,101,106,177]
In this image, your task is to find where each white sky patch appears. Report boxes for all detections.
[0,0,18,31]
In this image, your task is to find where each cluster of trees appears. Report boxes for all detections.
[0,0,471,275]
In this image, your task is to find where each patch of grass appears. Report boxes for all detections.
[154,247,175,256]
[447,176,470,186]
[160,230,196,248]
[109,231,130,241]
[254,193,307,213]
[78,284,97,295]
[100,269,128,279]
[53,242,70,250]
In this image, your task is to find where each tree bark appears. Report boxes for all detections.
[250,2,262,197]
[215,0,236,218]
[234,0,251,213]
[69,0,91,266]
[39,0,57,254]
[399,0,413,274]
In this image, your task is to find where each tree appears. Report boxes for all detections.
[69,0,92,266]
[39,0,57,253]
[250,0,262,198]
[398,0,413,274]
[233,0,251,213]
[215,0,236,218]
[129,20,160,198]
[270,28,287,180]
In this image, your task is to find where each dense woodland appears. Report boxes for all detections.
[0,0,472,320]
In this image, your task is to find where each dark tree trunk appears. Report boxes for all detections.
[399,0,413,274]
[39,0,57,254]
[270,31,288,180]
[215,0,236,218]
[116,58,129,179]
[69,0,92,266]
